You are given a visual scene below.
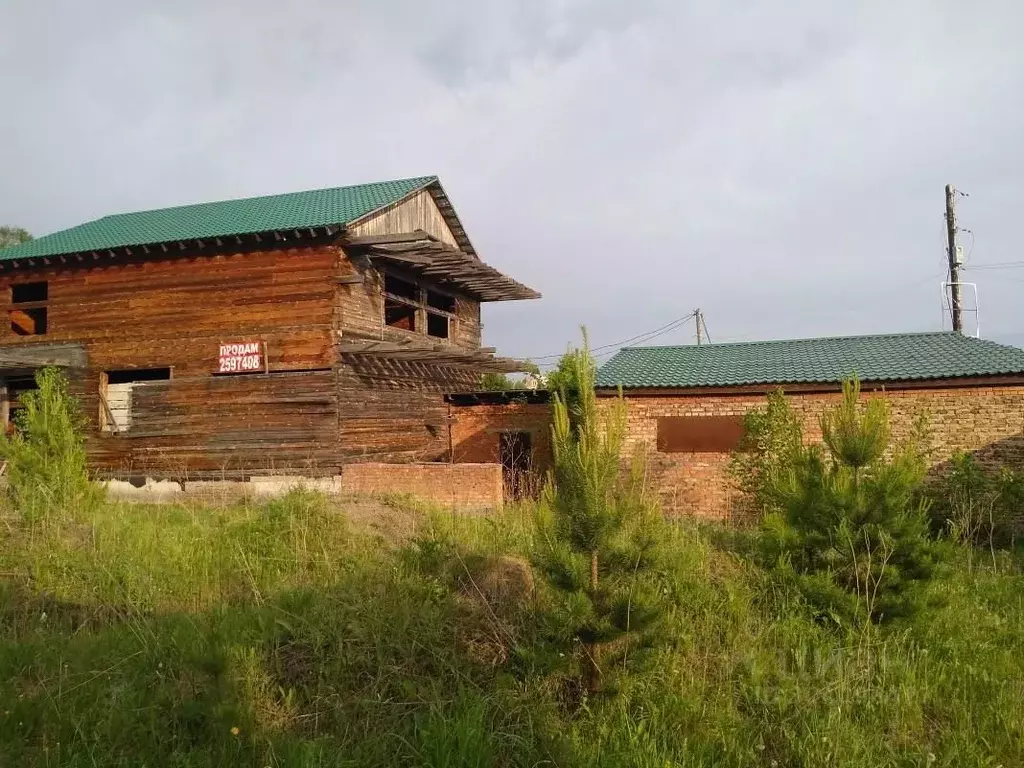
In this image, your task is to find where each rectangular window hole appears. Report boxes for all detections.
[12,282,48,304]
[384,299,416,331]
[426,290,456,313]
[101,368,171,433]
[10,307,47,336]
[106,368,171,385]
[384,273,419,301]
[427,312,449,339]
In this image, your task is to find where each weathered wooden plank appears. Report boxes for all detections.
[347,189,458,247]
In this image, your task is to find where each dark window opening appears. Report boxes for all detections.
[9,281,49,336]
[427,312,449,339]
[657,416,746,453]
[7,375,37,398]
[384,299,417,331]
[106,368,172,385]
[5,375,38,435]
[12,282,48,304]
[500,431,534,500]
[384,273,419,301]
[10,307,47,336]
[426,290,456,313]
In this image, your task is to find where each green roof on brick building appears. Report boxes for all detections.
[0,175,438,262]
[595,332,1024,389]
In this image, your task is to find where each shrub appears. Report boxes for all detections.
[0,367,100,522]
[728,388,803,521]
[533,337,665,694]
[928,452,1022,550]
[759,379,943,625]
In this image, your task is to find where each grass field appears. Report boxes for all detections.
[1,490,1022,767]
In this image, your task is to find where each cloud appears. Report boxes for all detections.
[2,0,1022,360]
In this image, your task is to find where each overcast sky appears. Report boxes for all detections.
[2,1,1022,363]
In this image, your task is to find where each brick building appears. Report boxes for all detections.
[447,332,1024,516]
[593,332,1024,518]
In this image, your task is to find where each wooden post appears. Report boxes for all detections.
[945,184,963,333]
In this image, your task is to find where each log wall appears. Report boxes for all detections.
[337,356,479,463]
[0,245,338,373]
[0,241,487,477]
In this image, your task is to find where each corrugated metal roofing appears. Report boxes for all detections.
[0,176,436,261]
[595,332,1024,389]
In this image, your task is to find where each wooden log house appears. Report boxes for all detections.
[0,176,539,479]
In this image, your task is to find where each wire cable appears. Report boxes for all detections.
[964,261,1024,271]
[526,311,697,362]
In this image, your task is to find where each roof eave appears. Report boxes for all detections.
[595,373,1024,395]
[0,225,346,271]
[343,230,540,302]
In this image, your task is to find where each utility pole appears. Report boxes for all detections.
[945,183,963,333]
[695,308,703,345]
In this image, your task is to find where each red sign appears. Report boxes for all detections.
[218,341,264,374]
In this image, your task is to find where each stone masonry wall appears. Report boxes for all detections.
[619,385,1024,519]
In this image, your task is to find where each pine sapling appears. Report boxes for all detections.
[534,333,664,694]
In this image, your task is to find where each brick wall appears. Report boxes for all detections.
[617,384,1024,519]
[449,383,1024,520]
[338,462,503,510]
[451,402,552,473]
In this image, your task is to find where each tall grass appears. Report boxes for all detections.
[1,492,1022,767]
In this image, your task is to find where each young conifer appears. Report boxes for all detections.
[763,378,942,623]
[533,333,664,693]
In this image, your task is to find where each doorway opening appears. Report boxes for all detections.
[499,431,533,500]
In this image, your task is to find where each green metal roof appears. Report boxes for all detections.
[0,175,437,261]
[595,332,1024,389]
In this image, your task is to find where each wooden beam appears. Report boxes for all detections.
[344,230,434,247]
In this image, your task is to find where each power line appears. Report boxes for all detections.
[964,261,1024,271]
[527,311,697,362]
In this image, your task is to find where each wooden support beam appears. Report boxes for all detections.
[344,230,433,247]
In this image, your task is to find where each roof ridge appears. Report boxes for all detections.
[620,330,963,352]
[94,175,438,222]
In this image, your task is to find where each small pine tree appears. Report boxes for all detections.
[0,367,100,521]
[729,388,803,520]
[533,334,664,694]
[761,378,942,624]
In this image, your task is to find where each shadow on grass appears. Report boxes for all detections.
[0,552,547,768]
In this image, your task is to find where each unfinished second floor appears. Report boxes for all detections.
[0,176,539,376]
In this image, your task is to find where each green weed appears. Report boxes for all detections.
[0,492,1021,766]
